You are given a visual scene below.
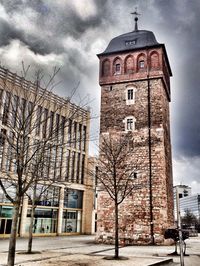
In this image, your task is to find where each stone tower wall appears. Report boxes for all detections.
[97,46,174,244]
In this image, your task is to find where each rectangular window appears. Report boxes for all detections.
[42,108,48,139]
[115,64,120,73]
[76,153,80,183]
[55,113,60,141]
[27,101,33,132]
[127,118,133,131]
[73,122,77,148]
[82,126,86,151]
[128,89,133,100]
[2,91,11,125]
[61,116,65,143]
[36,106,42,136]
[81,154,85,184]
[78,124,82,150]
[65,149,70,181]
[139,60,145,69]
[0,129,6,169]
[67,119,72,146]
[71,152,76,182]
[12,95,19,127]
[49,111,54,137]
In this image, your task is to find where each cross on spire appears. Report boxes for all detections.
[131,7,141,31]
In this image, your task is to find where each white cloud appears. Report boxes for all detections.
[11,7,39,35]
[0,3,9,21]
[67,0,97,19]
[0,39,64,73]
[173,156,200,194]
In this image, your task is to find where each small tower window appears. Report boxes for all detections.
[128,89,133,100]
[115,64,121,73]
[124,116,136,132]
[127,118,133,131]
[126,86,136,105]
[113,57,122,75]
[139,60,145,69]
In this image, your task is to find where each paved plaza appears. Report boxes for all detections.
[0,235,199,265]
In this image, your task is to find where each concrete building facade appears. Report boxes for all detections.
[0,66,94,237]
[97,20,174,244]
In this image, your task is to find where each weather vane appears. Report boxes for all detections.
[131,7,141,31]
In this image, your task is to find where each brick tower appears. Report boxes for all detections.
[97,16,174,244]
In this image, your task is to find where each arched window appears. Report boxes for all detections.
[113,57,122,75]
[150,52,159,69]
[125,55,134,74]
[124,116,136,132]
[102,59,110,77]
[137,54,146,70]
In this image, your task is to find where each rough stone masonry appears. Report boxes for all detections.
[96,26,174,244]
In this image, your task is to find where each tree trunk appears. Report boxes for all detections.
[27,205,35,253]
[28,182,37,253]
[114,201,119,259]
[7,201,20,266]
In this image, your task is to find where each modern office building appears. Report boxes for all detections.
[0,66,94,237]
[173,185,192,219]
[179,194,200,219]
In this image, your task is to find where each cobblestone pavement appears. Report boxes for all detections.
[0,235,199,265]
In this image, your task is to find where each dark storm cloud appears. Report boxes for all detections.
[0,0,112,55]
[0,18,22,46]
[0,0,200,160]
[153,0,200,157]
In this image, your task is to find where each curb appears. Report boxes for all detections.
[148,258,173,266]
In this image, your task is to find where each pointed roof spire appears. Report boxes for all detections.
[131,7,141,31]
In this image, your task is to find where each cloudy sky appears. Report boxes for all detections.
[0,0,199,194]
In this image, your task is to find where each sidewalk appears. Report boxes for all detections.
[0,235,199,265]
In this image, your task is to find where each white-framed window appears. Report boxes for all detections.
[124,116,136,132]
[126,86,136,105]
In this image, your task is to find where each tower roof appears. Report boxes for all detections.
[99,30,160,55]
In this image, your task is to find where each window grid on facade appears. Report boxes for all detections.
[0,89,89,184]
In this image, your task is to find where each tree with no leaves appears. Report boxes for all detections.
[182,209,198,229]
[97,132,144,259]
[0,64,89,266]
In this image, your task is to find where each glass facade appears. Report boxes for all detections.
[64,189,83,209]
[62,210,81,233]
[25,208,58,234]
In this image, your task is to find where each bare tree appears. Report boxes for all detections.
[0,64,89,266]
[25,149,67,254]
[182,209,198,229]
[96,132,144,259]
